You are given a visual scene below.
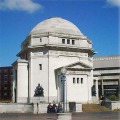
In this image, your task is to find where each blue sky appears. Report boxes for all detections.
[0,0,119,66]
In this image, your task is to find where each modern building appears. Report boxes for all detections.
[12,17,95,103]
[0,66,13,100]
[93,56,120,99]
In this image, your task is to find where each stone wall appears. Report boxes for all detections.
[0,103,33,113]
[0,103,82,113]
[104,101,120,110]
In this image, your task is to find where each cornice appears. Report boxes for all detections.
[94,56,120,61]
[17,43,95,56]
[31,32,88,40]
[12,59,28,66]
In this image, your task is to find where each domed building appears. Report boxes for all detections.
[12,17,95,104]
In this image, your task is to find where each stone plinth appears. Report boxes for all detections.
[33,103,38,114]
[30,97,46,103]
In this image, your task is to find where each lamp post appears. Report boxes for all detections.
[61,67,67,113]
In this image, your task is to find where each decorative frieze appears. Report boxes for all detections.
[67,70,90,75]
[49,50,88,57]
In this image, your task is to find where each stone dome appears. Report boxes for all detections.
[30,17,83,36]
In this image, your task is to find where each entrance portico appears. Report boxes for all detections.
[55,61,93,103]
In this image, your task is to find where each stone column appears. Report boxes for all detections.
[87,74,93,103]
[119,78,120,100]
[101,79,104,95]
[12,69,16,103]
[95,80,99,102]
[16,59,28,103]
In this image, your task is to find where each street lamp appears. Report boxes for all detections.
[61,67,67,113]
[61,67,67,74]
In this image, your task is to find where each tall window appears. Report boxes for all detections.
[39,64,42,70]
[62,39,65,44]
[73,78,75,83]
[77,78,79,83]
[81,78,83,84]
[72,40,75,45]
[40,38,42,42]
[67,39,70,44]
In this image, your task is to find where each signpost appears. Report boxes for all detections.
[57,67,72,120]
[61,67,67,113]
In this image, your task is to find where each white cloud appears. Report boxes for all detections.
[106,0,120,7]
[0,0,42,13]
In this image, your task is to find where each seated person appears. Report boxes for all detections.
[47,103,53,113]
[52,102,58,113]
[100,95,105,106]
[57,102,63,113]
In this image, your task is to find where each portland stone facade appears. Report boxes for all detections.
[12,17,95,103]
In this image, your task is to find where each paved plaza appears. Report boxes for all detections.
[0,112,119,120]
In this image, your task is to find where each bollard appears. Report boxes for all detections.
[57,113,72,120]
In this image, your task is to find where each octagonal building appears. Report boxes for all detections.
[12,17,95,103]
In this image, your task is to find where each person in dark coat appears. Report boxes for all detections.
[57,102,63,113]
[100,95,105,106]
[47,103,53,113]
[52,102,58,113]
